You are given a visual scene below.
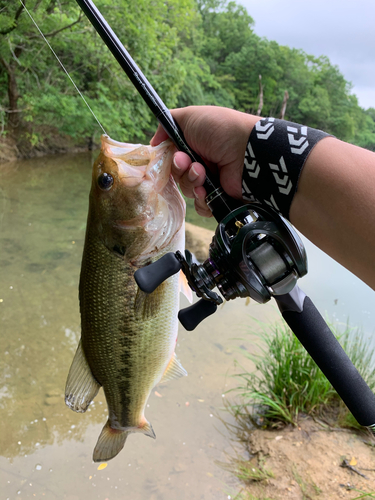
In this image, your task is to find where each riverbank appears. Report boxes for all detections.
[180,222,375,499]
[0,129,94,163]
[226,416,375,499]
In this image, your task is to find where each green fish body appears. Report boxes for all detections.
[65,136,188,462]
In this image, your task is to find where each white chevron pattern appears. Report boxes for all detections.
[264,195,280,211]
[269,156,292,195]
[256,117,275,140]
[242,179,257,202]
[287,125,309,154]
[244,142,260,178]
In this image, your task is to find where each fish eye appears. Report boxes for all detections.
[98,172,114,190]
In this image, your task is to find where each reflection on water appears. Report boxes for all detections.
[0,154,95,460]
[1,152,374,499]
[0,153,278,499]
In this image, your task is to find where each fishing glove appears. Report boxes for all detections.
[242,118,331,220]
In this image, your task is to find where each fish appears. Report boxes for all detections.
[65,135,191,462]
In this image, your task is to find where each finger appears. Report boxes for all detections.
[193,186,211,217]
[171,152,192,182]
[150,123,170,146]
[178,162,206,199]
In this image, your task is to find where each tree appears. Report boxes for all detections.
[0,1,83,138]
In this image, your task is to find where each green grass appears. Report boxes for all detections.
[222,319,375,500]
[222,459,274,484]
[232,492,273,500]
[231,319,375,428]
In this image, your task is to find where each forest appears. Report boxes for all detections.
[1,0,375,156]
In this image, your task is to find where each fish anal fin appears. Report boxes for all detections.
[93,420,129,463]
[159,353,188,384]
[134,281,166,320]
[179,270,193,303]
[65,339,101,413]
[135,418,156,439]
[122,418,156,439]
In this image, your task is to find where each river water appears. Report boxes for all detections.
[0,152,374,500]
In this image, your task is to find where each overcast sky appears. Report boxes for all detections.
[238,0,375,109]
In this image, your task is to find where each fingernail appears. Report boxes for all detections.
[173,156,181,171]
[193,188,199,200]
[189,166,199,181]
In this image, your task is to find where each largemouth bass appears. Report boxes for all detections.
[65,135,190,462]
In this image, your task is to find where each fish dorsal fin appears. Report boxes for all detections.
[65,339,101,413]
[134,281,166,320]
[179,270,193,303]
[159,353,188,384]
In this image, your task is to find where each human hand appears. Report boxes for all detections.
[150,106,260,217]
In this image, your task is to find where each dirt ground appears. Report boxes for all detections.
[185,221,214,262]
[235,417,375,500]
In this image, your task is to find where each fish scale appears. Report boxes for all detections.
[65,136,188,462]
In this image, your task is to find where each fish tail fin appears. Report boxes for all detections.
[93,420,129,463]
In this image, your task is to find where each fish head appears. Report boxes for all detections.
[89,135,185,263]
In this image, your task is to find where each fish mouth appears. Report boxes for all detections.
[101,135,174,190]
[114,210,153,229]
[100,135,185,262]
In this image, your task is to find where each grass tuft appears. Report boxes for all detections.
[231,319,375,428]
[222,459,274,484]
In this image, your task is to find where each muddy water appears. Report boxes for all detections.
[0,153,278,500]
[1,152,374,500]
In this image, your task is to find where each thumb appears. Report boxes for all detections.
[150,123,170,146]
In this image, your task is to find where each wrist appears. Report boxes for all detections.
[241,118,331,219]
[220,112,260,199]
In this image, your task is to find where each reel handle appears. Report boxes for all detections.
[134,253,181,293]
[178,299,218,331]
[276,286,375,428]
[135,253,220,329]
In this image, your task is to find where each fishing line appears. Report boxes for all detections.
[18,0,107,135]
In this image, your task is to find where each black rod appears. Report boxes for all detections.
[75,0,239,221]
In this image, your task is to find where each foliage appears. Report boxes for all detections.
[231,320,375,428]
[1,0,374,150]
[222,459,274,483]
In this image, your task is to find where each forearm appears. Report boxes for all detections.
[290,137,375,289]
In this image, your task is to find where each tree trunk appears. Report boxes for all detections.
[256,75,264,116]
[279,90,289,120]
[7,63,20,135]
[0,57,20,138]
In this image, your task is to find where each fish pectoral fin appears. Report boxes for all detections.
[179,270,193,303]
[93,420,129,463]
[65,339,101,413]
[134,281,166,320]
[159,353,188,384]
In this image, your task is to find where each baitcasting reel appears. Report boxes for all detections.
[135,204,307,331]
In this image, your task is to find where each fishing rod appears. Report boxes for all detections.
[76,0,375,434]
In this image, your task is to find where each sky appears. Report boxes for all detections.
[238,0,375,109]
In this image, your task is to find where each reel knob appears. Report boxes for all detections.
[178,299,218,331]
[134,253,181,293]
